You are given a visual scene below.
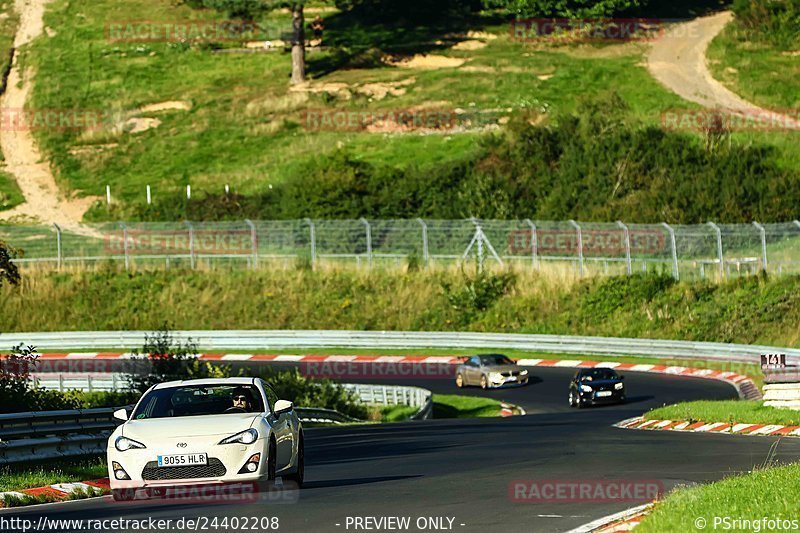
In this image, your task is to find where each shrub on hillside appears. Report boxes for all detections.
[102,94,800,224]
[732,0,800,49]
[257,367,369,419]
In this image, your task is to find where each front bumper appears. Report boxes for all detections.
[578,389,625,404]
[107,438,267,491]
[488,375,530,388]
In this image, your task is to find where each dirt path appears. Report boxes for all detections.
[0,0,98,234]
[647,11,800,128]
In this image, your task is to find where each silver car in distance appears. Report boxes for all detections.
[455,354,530,389]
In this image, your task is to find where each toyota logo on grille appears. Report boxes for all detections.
[177,442,187,448]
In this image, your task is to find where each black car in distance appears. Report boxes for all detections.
[569,368,626,408]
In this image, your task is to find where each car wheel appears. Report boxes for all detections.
[480,374,488,390]
[286,435,304,488]
[455,374,464,388]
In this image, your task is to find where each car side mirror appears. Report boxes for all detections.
[113,408,129,421]
[274,400,293,415]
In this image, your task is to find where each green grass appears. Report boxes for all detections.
[25,0,696,216]
[638,462,800,532]
[379,404,420,422]
[708,21,799,111]
[0,170,23,211]
[0,457,107,492]
[645,400,800,426]
[433,394,504,418]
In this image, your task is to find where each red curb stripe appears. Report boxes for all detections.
[22,487,67,499]
[771,426,800,436]
[686,422,706,430]
[84,478,111,490]
[736,424,764,433]
[708,424,731,432]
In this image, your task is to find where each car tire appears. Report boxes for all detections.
[286,435,304,489]
[480,375,488,390]
[569,391,577,408]
[455,374,464,388]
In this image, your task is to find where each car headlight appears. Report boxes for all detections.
[615,382,624,390]
[520,369,528,376]
[219,428,258,445]
[115,436,146,452]
[489,372,504,381]
[580,384,593,393]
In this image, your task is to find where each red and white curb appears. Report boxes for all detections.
[567,504,652,533]
[616,416,800,437]
[0,478,109,507]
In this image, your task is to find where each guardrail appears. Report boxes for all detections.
[0,408,117,464]
[3,330,797,364]
[27,376,434,421]
[0,382,432,464]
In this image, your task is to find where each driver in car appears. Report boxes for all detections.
[227,388,252,412]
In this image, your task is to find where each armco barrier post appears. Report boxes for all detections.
[245,219,258,269]
[53,223,62,270]
[707,222,724,279]
[360,218,372,268]
[119,222,130,271]
[569,220,584,276]
[524,219,539,270]
[753,221,767,272]
[305,218,316,268]
[661,222,679,280]
[617,221,632,275]
[417,218,429,267]
[185,221,195,269]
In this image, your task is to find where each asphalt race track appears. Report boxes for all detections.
[5,366,800,533]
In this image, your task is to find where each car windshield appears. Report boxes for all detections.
[580,369,619,381]
[480,354,514,366]
[131,384,264,420]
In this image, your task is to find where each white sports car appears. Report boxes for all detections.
[107,377,304,501]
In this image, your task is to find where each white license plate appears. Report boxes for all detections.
[157,453,208,467]
[596,391,612,397]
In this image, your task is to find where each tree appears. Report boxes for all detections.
[0,240,20,287]
[185,0,311,84]
[483,0,642,18]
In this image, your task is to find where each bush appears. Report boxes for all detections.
[258,367,369,420]
[441,269,517,325]
[732,0,800,49]
[125,328,231,393]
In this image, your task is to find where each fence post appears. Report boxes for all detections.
[569,220,584,276]
[305,218,316,268]
[707,222,724,278]
[245,219,258,270]
[616,221,632,275]
[752,222,767,273]
[119,222,129,271]
[146,185,151,205]
[360,218,372,268]
[53,223,62,270]
[661,222,679,280]
[417,218,429,267]
[524,219,538,271]
[185,221,195,269]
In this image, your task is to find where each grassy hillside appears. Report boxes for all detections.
[3,269,800,348]
[0,0,23,211]
[22,0,722,218]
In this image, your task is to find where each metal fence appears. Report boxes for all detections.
[4,218,800,279]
